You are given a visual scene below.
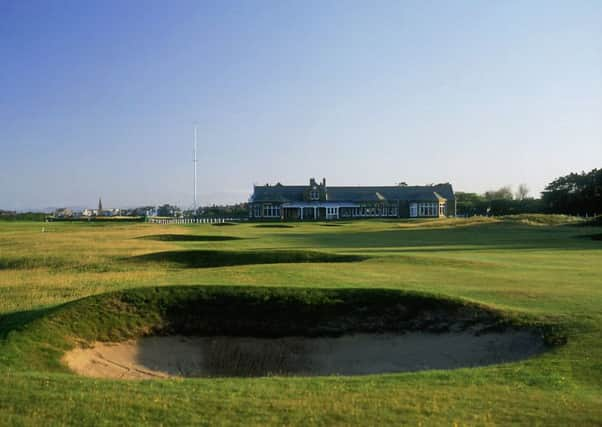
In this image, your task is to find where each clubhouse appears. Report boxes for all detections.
[249,178,456,221]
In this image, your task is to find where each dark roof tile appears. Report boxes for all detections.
[251,182,454,203]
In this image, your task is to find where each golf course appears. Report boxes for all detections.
[0,216,601,425]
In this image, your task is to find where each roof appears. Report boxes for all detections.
[251,182,454,203]
[251,185,308,203]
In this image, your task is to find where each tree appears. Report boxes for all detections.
[456,188,544,216]
[197,203,249,218]
[488,198,544,216]
[130,206,155,216]
[455,192,488,216]
[515,184,529,201]
[157,204,179,217]
[542,168,602,215]
[484,186,514,200]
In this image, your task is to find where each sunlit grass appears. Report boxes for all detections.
[0,217,601,425]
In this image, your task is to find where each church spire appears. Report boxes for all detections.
[98,197,103,213]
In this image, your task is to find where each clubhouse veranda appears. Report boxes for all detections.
[249,178,456,221]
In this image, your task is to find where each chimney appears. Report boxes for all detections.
[322,177,326,187]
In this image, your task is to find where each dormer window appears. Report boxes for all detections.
[310,189,319,200]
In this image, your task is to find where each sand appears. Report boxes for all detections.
[63,332,545,379]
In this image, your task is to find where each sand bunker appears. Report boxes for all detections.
[64,332,545,379]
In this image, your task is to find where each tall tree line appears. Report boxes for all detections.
[542,168,602,216]
[457,168,601,216]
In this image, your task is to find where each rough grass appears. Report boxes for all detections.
[500,214,584,226]
[396,216,498,228]
[579,215,602,227]
[0,218,601,425]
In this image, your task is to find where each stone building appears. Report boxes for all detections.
[249,178,456,220]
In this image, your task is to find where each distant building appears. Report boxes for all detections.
[249,178,456,220]
[96,208,120,217]
[53,208,73,218]
[127,206,155,217]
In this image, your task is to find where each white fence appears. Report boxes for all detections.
[148,217,239,225]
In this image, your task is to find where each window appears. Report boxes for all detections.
[262,204,281,218]
[309,188,319,200]
[253,205,261,217]
[410,203,418,217]
[326,207,338,218]
[417,202,438,217]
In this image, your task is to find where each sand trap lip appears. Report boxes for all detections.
[130,249,366,268]
[64,332,545,379]
[140,234,242,242]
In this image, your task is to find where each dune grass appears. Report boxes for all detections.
[0,216,601,425]
[580,215,602,226]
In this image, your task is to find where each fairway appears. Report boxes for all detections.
[1,217,601,425]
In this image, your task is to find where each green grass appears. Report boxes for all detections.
[0,216,601,425]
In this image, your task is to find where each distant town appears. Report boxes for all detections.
[1,168,600,222]
[52,198,155,219]
[0,199,249,222]
[43,198,249,221]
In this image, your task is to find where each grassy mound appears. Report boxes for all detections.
[579,215,602,227]
[140,234,241,242]
[397,217,497,228]
[398,215,584,230]
[131,249,366,268]
[0,286,559,373]
[501,214,584,226]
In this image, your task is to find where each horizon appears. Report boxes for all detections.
[0,175,584,213]
[1,1,601,210]
[0,175,580,212]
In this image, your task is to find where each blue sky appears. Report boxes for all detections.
[1,0,601,210]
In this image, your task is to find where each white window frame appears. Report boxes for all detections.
[416,202,438,217]
[262,204,281,218]
[410,203,418,217]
